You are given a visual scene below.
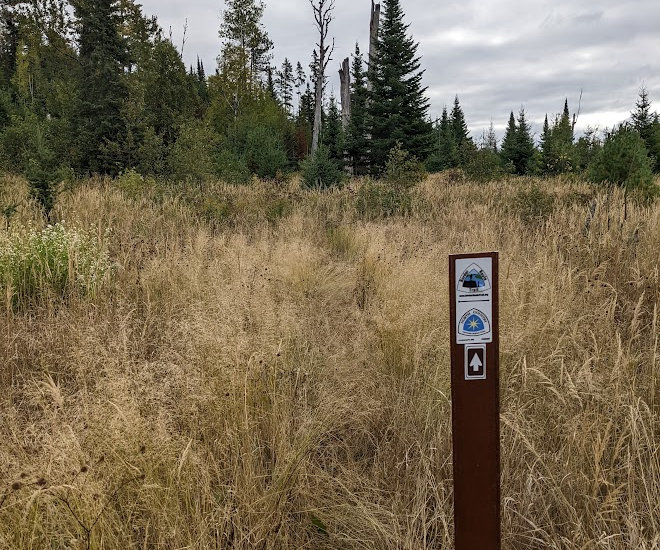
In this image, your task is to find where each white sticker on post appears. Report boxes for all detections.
[455,258,493,344]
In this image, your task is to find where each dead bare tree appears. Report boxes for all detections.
[339,57,351,130]
[309,0,335,155]
[367,1,380,93]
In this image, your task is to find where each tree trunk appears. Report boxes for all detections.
[311,43,324,154]
[367,1,380,93]
[339,57,351,130]
[310,0,335,155]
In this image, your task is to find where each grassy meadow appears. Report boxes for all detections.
[0,173,658,549]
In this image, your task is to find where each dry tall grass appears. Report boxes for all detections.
[0,173,658,549]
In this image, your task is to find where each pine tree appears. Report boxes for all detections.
[367,0,434,171]
[74,0,130,174]
[346,44,368,175]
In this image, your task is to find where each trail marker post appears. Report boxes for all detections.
[449,252,500,550]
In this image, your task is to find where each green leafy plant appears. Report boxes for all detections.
[301,146,344,189]
[510,184,555,225]
[589,125,657,202]
[382,143,427,189]
[0,223,112,310]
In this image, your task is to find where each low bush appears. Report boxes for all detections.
[510,184,555,225]
[356,178,413,220]
[301,146,344,189]
[382,143,427,189]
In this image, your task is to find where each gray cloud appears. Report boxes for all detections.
[140,0,660,140]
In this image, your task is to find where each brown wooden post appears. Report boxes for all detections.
[449,252,501,550]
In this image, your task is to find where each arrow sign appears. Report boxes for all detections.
[470,353,482,373]
[464,345,486,380]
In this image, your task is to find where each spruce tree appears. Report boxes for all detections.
[500,111,517,172]
[367,0,434,171]
[322,95,343,167]
[484,120,498,153]
[74,0,129,175]
[438,106,457,168]
[346,44,368,175]
[295,61,305,106]
[632,88,659,172]
[277,58,294,115]
[514,107,535,175]
[549,98,574,173]
[450,95,469,146]
[539,114,551,173]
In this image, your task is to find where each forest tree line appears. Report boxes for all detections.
[0,0,659,213]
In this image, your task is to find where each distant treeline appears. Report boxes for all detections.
[0,0,659,211]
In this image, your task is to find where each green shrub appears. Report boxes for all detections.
[116,170,156,200]
[301,146,344,189]
[356,178,413,220]
[464,149,505,182]
[212,149,251,185]
[168,120,220,183]
[383,143,426,189]
[589,125,656,201]
[0,223,112,310]
[510,184,555,225]
[244,126,289,179]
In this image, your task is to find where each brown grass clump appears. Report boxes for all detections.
[0,174,658,549]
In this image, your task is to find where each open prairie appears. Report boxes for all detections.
[0,174,658,549]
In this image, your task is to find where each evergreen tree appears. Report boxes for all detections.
[346,44,368,175]
[73,0,130,175]
[484,119,498,153]
[322,94,343,166]
[266,66,276,101]
[539,114,551,173]
[514,107,535,175]
[434,106,458,170]
[195,57,209,105]
[549,98,574,173]
[450,95,475,165]
[500,111,517,172]
[590,124,655,196]
[0,2,19,89]
[277,58,294,115]
[295,61,305,106]
[631,88,660,172]
[450,95,469,146]
[367,0,434,171]
[141,37,197,146]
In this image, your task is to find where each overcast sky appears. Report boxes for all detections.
[140,0,660,141]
